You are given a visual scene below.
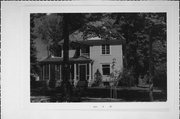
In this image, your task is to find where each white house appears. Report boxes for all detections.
[40,37,123,88]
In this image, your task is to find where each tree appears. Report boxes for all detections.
[32,13,166,101]
[114,13,166,101]
[33,13,63,56]
[33,13,88,101]
[144,13,166,101]
[30,14,41,76]
[83,13,166,101]
[75,13,166,83]
[61,14,71,101]
[82,13,123,40]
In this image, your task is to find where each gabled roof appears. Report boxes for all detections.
[59,34,124,47]
[40,56,92,64]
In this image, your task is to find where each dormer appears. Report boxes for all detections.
[80,46,90,58]
[48,44,63,58]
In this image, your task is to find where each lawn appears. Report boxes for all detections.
[31,86,166,102]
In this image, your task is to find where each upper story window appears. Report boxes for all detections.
[102,44,110,54]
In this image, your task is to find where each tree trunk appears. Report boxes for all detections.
[62,14,72,101]
[123,40,127,69]
[148,32,154,101]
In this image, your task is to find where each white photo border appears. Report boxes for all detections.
[2,1,179,119]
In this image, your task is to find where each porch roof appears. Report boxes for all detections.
[40,56,92,64]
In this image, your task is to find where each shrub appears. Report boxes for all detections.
[91,69,102,87]
[153,63,167,90]
[118,68,136,87]
[49,79,56,88]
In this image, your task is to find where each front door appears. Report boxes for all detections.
[79,64,86,81]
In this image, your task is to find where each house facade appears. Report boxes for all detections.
[39,37,123,88]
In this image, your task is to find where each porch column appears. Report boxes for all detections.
[69,65,71,80]
[89,63,91,81]
[60,65,62,81]
[42,65,45,81]
[91,62,93,80]
[74,63,76,82]
[49,64,51,81]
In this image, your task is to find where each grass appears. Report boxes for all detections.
[30,86,167,102]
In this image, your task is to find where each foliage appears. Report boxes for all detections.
[30,38,38,74]
[153,63,167,90]
[49,79,56,88]
[30,14,42,75]
[33,13,88,56]
[91,69,102,87]
[31,13,167,90]
[82,13,166,89]
[109,58,121,86]
[33,14,63,44]
[82,13,123,40]
[114,13,166,87]
[118,68,136,87]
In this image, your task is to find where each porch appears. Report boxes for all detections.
[40,56,93,88]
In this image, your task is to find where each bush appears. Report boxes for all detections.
[31,80,46,89]
[91,69,102,87]
[153,64,167,90]
[118,68,136,87]
[49,79,56,88]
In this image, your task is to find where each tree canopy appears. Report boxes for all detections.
[31,13,166,89]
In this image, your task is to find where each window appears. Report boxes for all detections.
[81,47,90,57]
[102,44,110,54]
[102,64,110,75]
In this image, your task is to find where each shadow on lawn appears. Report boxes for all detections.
[84,87,167,102]
[31,86,167,102]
